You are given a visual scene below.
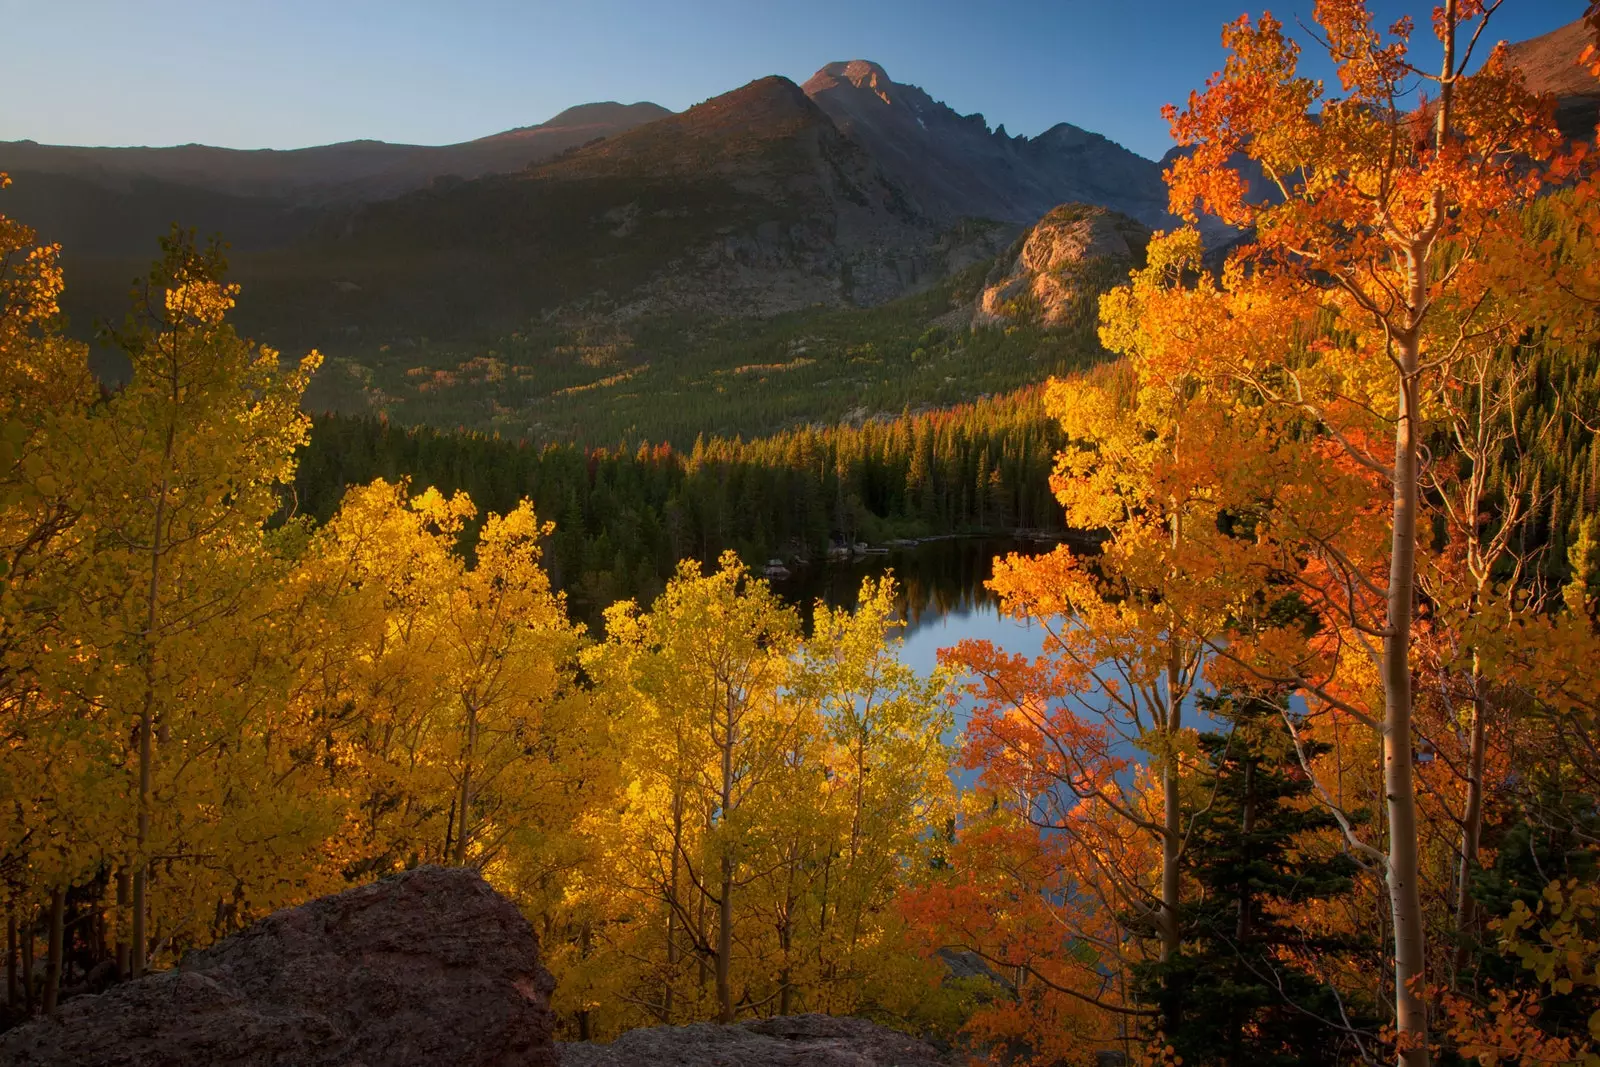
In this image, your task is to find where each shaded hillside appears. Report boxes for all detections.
[803,60,1170,228]
[228,77,1010,352]
[294,256,1102,447]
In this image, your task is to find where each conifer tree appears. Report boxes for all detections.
[1132,692,1371,1066]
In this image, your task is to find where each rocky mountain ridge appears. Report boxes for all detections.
[802,59,1170,229]
[222,74,1014,349]
[6,19,1588,367]
[1503,17,1600,139]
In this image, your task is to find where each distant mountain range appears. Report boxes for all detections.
[0,101,672,204]
[1,18,1592,350]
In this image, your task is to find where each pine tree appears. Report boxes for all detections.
[1133,693,1371,1066]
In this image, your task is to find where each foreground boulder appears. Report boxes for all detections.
[1,866,557,1067]
[559,1013,955,1066]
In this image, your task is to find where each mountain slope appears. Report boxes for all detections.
[1503,17,1600,140]
[228,77,1010,351]
[802,60,1170,228]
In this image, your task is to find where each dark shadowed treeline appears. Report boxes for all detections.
[293,386,1068,620]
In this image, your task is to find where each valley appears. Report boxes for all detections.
[4,59,1176,446]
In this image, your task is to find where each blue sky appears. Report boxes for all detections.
[0,0,1578,161]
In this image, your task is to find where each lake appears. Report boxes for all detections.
[769,537,1055,748]
[770,536,1219,770]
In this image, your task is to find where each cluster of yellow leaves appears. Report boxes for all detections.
[556,558,957,1034]
[1,187,960,1038]
[1444,880,1600,1066]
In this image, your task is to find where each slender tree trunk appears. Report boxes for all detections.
[576,921,592,1040]
[6,909,16,1008]
[441,793,456,864]
[1156,660,1185,1040]
[452,701,477,866]
[21,912,34,1015]
[697,892,709,995]
[132,402,178,980]
[1160,762,1181,961]
[778,856,796,1017]
[663,789,684,1024]
[1452,660,1488,985]
[1159,754,1183,1037]
[1386,332,1429,1067]
[132,697,153,978]
[1159,662,1183,964]
[42,888,64,1015]
[716,704,735,1025]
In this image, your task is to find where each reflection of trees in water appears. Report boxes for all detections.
[776,539,1032,637]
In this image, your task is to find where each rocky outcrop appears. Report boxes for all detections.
[975,203,1149,327]
[558,1013,956,1067]
[0,866,557,1067]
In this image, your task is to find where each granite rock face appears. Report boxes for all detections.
[0,866,558,1067]
[976,203,1150,327]
[559,1013,956,1067]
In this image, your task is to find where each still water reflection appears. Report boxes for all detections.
[770,538,1055,748]
[769,537,1053,638]
[770,537,1216,771]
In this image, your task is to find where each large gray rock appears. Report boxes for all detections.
[974,203,1150,327]
[0,866,557,1067]
[558,1013,954,1067]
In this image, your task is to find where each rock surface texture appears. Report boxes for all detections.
[0,866,558,1067]
[976,203,1150,327]
[559,1013,955,1067]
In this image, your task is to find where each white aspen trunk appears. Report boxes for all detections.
[664,788,683,1024]
[1386,325,1429,1067]
[1160,657,1183,964]
[133,330,181,979]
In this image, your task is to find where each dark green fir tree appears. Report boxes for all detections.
[1134,692,1373,1066]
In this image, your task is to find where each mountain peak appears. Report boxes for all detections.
[802,61,896,104]
[541,101,673,128]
